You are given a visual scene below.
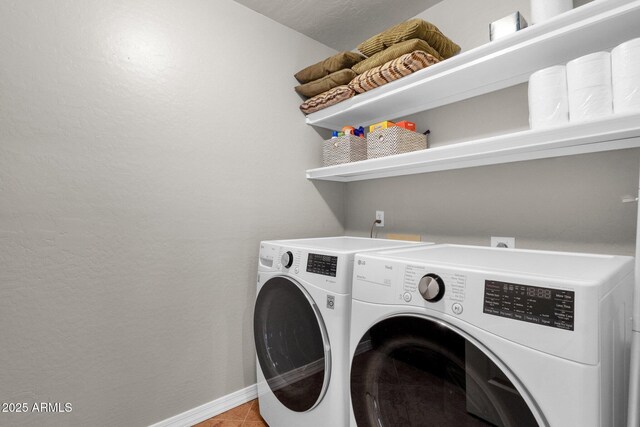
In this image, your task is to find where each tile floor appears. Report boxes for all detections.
[193,399,268,427]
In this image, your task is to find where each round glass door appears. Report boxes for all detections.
[253,276,330,412]
[351,316,542,427]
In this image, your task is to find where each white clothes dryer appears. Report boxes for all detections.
[253,237,431,427]
[349,244,634,427]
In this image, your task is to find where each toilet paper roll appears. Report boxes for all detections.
[568,86,613,122]
[612,38,640,114]
[566,52,612,88]
[530,0,573,25]
[567,52,613,122]
[528,65,569,129]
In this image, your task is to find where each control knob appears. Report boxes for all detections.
[418,274,445,302]
[281,251,294,269]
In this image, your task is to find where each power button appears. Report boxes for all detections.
[403,292,412,302]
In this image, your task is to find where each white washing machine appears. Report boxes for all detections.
[349,244,634,427]
[253,237,431,427]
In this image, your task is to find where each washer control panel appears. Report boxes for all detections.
[306,253,338,277]
[483,280,575,331]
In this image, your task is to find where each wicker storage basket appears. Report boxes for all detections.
[323,135,367,166]
[367,127,427,159]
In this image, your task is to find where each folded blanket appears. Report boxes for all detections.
[348,51,438,94]
[300,85,355,115]
[295,69,357,98]
[358,19,460,59]
[352,39,441,74]
[294,51,365,84]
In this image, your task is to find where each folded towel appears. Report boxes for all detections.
[358,19,460,59]
[353,39,442,74]
[300,85,355,115]
[294,51,365,84]
[348,51,439,94]
[295,69,357,98]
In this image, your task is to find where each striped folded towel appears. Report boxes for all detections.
[348,50,439,94]
[300,85,355,115]
[352,39,442,74]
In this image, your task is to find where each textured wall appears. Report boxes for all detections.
[414,0,532,52]
[346,148,639,255]
[344,0,639,255]
[0,1,343,426]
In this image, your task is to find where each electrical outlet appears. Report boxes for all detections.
[491,236,515,248]
[376,211,384,227]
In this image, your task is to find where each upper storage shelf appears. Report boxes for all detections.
[305,0,640,131]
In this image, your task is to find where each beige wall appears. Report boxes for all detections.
[344,0,639,255]
[0,1,343,426]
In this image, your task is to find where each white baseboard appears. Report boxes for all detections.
[149,384,258,427]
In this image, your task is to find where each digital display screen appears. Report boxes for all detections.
[306,253,338,277]
[483,280,574,331]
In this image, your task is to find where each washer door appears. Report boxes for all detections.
[351,316,542,427]
[254,276,331,412]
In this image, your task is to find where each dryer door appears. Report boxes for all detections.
[254,276,331,412]
[351,316,542,427]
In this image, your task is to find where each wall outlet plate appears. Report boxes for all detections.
[376,210,384,227]
[491,236,515,248]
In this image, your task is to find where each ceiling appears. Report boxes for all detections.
[232,0,444,51]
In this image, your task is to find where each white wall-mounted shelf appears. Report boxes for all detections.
[305,0,640,131]
[306,114,640,182]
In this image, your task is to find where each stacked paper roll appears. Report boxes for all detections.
[612,38,640,114]
[530,0,573,24]
[566,52,613,122]
[528,65,569,129]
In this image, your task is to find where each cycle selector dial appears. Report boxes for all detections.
[281,251,294,269]
[419,273,445,302]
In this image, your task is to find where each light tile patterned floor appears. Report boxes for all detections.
[192,399,268,427]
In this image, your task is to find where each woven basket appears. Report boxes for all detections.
[323,135,367,166]
[367,127,428,159]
